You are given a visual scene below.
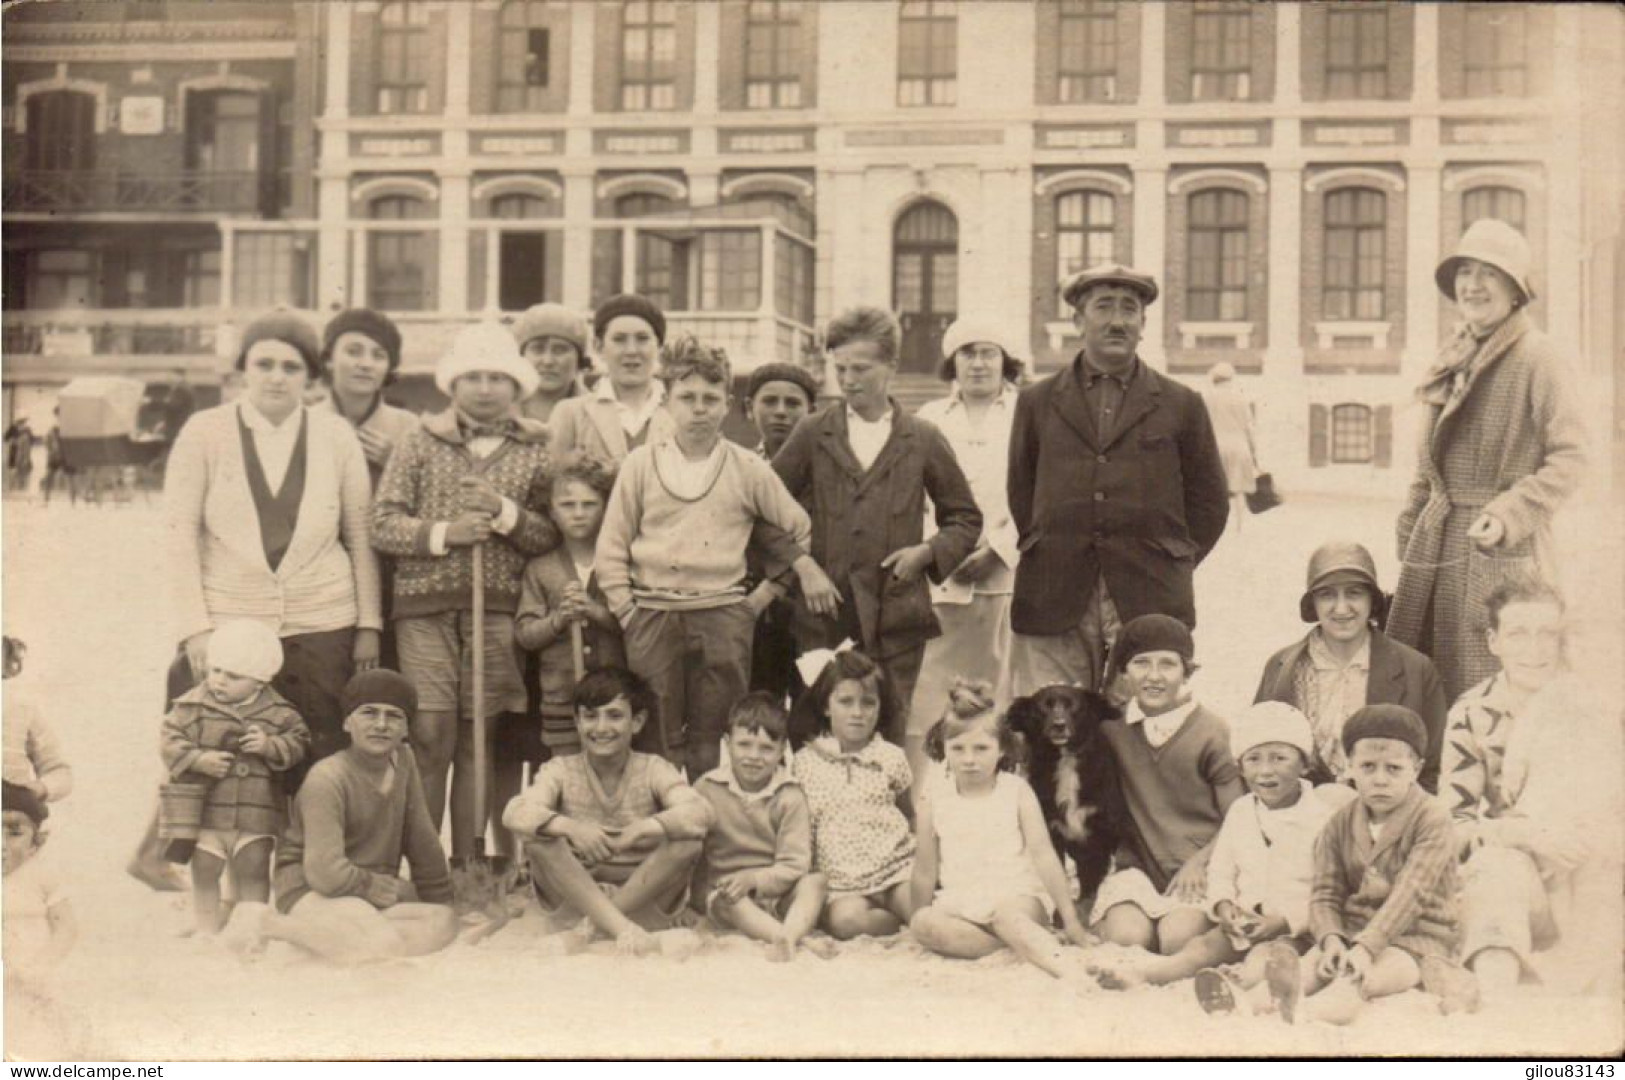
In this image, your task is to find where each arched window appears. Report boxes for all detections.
[1323,187,1386,320]
[377,2,430,115]
[491,193,552,220]
[1462,185,1526,234]
[25,91,97,171]
[893,200,959,372]
[1187,189,1249,321]
[496,1,551,112]
[1330,403,1374,463]
[368,195,433,311]
[1055,190,1115,314]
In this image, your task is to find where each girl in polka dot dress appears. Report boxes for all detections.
[790,651,916,940]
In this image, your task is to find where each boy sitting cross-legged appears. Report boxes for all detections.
[502,667,715,956]
[1281,705,1466,1024]
[692,692,833,962]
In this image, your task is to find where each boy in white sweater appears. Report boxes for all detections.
[596,336,836,777]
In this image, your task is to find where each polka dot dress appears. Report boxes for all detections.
[792,735,915,897]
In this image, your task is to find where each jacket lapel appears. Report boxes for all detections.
[1047,362,1100,452]
[588,397,629,461]
[1368,785,1423,863]
[855,402,915,496]
[1100,364,1163,452]
[278,410,327,580]
[814,408,866,485]
[1367,632,1407,705]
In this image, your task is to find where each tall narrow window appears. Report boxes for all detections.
[377,2,430,114]
[24,91,97,171]
[1323,188,1386,321]
[234,233,312,309]
[1187,189,1250,322]
[745,0,803,108]
[617,192,680,310]
[1191,1,1251,101]
[1463,3,1528,97]
[1462,185,1527,234]
[697,231,762,311]
[1057,0,1117,103]
[1326,4,1388,99]
[368,195,433,311]
[898,0,956,107]
[621,1,677,111]
[1055,191,1116,315]
[497,1,551,112]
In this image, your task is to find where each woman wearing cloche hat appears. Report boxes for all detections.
[1254,541,1448,794]
[1387,218,1588,701]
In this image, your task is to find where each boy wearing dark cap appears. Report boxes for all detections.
[548,294,677,465]
[1284,704,1465,1023]
[259,670,458,963]
[1094,614,1244,957]
[744,362,820,459]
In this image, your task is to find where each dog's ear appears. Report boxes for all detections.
[1005,696,1041,736]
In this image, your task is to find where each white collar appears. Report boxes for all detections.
[595,377,664,410]
[238,399,303,434]
[700,765,795,803]
[942,384,1015,414]
[1125,697,1199,730]
[1308,630,1371,673]
[845,404,893,428]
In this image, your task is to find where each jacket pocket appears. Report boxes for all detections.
[877,575,939,645]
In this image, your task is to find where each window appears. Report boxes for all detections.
[26,250,95,310]
[617,192,678,309]
[1055,191,1116,315]
[697,231,762,311]
[621,1,677,111]
[1326,4,1388,98]
[233,233,312,309]
[182,250,222,308]
[377,2,430,114]
[25,91,97,171]
[1057,0,1117,103]
[497,1,551,112]
[1323,188,1386,321]
[1462,186,1527,234]
[1330,403,1374,464]
[775,234,815,325]
[898,0,956,107]
[1187,189,1249,322]
[186,91,260,174]
[1191,1,1251,101]
[491,193,552,220]
[745,1,803,108]
[368,196,433,311]
[1463,3,1528,97]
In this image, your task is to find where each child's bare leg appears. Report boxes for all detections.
[1098,925,1243,988]
[1469,947,1521,997]
[379,903,460,957]
[1097,903,1155,949]
[1156,907,1212,955]
[1359,946,1423,1000]
[990,897,1074,979]
[608,838,701,928]
[190,851,227,935]
[824,895,901,940]
[409,709,457,837]
[229,838,274,905]
[714,895,786,947]
[910,906,1005,959]
[262,894,446,964]
[525,838,642,944]
[881,880,915,924]
[783,875,831,958]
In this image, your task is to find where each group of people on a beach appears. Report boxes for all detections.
[4,216,1615,1027]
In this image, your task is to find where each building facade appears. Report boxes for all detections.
[4,1,1621,492]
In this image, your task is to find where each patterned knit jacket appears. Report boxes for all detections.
[372,408,559,618]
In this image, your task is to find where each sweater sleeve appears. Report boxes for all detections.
[370,430,436,558]
[752,785,813,898]
[297,765,386,903]
[594,450,645,621]
[1484,351,1589,550]
[1352,800,1457,958]
[1438,698,1492,851]
[501,757,566,835]
[513,558,565,653]
[333,423,384,631]
[1203,799,1246,919]
[159,705,206,780]
[744,453,812,550]
[257,707,310,772]
[506,452,561,558]
[920,424,982,584]
[648,757,715,841]
[164,414,214,643]
[22,706,72,801]
[1308,814,1349,945]
[399,754,453,904]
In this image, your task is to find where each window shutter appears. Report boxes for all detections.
[1437,3,1465,99]
[1528,5,1555,97]
[1309,403,1329,467]
[799,0,819,107]
[674,2,697,111]
[470,5,497,114]
[351,7,378,115]
[595,2,622,112]
[1373,404,1393,467]
[718,1,746,110]
[1117,2,1141,103]
[1164,2,1193,104]
[1250,3,1276,101]
[468,231,487,310]
[1389,3,1414,99]
[1033,0,1059,106]
[1300,3,1326,102]
[427,6,449,115]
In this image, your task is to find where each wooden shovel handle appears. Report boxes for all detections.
[471,542,487,857]
[569,619,587,683]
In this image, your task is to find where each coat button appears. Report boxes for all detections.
[1093,491,1105,502]
[1097,455,1108,464]
[233,762,251,777]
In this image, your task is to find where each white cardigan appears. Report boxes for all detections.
[166,402,383,643]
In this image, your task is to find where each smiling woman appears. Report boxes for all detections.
[313,308,421,485]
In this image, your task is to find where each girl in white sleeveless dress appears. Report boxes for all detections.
[909,681,1091,979]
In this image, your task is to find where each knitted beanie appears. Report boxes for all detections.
[512,303,590,361]
[235,310,322,379]
[434,322,541,401]
[2,779,48,827]
[1340,704,1428,760]
[593,293,666,345]
[746,362,820,403]
[322,308,403,374]
[1229,701,1315,761]
[207,620,285,684]
[1113,614,1194,665]
[341,669,419,725]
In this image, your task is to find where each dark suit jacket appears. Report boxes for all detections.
[1007,355,1229,634]
[1253,628,1450,794]
[772,402,981,661]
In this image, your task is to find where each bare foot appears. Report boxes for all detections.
[767,937,795,963]
[615,926,660,957]
[800,936,839,960]
[1301,976,1364,1026]
[128,859,187,893]
[219,901,270,957]
[658,928,702,961]
[563,918,598,952]
[1261,940,1303,1024]
[1092,959,1148,991]
[1421,956,1482,1016]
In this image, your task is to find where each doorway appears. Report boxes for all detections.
[892,200,958,374]
[498,232,550,311]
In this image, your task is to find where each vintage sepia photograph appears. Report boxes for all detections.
[1,0,1622,1062]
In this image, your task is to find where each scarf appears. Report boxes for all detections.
[1415,309,1529,408]
[454,409,517,442]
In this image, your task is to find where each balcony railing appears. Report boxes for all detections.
[3,170,283,214]
[2,310,221,357]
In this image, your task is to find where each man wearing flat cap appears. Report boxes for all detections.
[1007,264,1229,695]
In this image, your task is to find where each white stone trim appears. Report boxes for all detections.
[1304,167,1407,194]
[595,173,688,202]
[1167,168,1268,196]
[177,72,271,110]
[1177,321,1254,349]
[1033,169,1133,197]
[352,176,440,204]
[719,173,815,202]
[1443,165,1547,194]
[1313,320,1392,350]
[16,76,110,134]
[471,175,564,204]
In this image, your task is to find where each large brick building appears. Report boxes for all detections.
[4,1,1622,491]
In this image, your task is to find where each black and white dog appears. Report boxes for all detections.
[1006,684,1124,904]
